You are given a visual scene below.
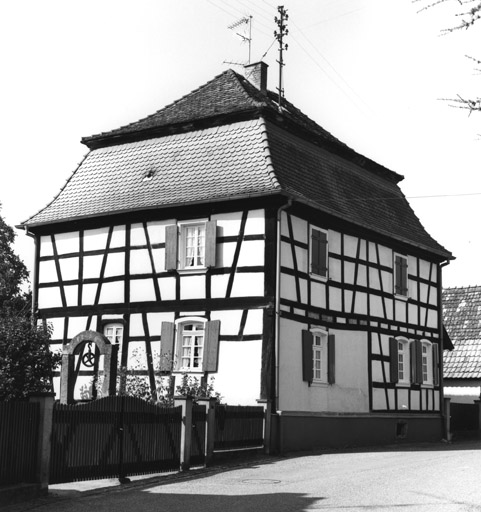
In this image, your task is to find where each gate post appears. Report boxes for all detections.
[174,396,193,471]
[29,392,55,491]
[443,397,452,442]
[196,397,216,466]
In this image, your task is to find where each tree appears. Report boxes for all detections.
[0,205,29,317]
[416,0,481,113]
[0,205,60,400]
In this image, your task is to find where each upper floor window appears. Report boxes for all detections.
[302,328,335,385]
[103,323,123,345]
[421,340,433,386]
[165,220,217,271]
[394,254,408,297]
[310,226,328,279]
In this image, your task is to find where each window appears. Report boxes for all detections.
[103,323,123,345]
[421,341,433,386]
[165,220,217,271]
[310,227,328,279]
[390,337,410,385]
[394,254,408,297]
[160,318,221,373]
[390,337,439,387]
[179,321,204,370]
[302,328,335,385]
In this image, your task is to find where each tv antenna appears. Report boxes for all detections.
[274,6,288,110]
[228,16,253,64]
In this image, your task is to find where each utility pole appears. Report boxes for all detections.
[274,6,288,111]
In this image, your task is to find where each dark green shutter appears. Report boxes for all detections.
[433,343,439,386]
[302,330,313,383]
[411,340,423,384]
[311,229,327,277]
[389,337,399,383]
[160,322,175,372]
[395,255,408,295]
[205,220,217,268]
[203,320,221,372]
[165,225,178,271]
[328,334,335,384]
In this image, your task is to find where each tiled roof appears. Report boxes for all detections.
[25,120,280,224]
[21,67,452,260]
[443,286,481,379]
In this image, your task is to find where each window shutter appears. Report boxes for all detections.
[433,342,439,386]
[203,320,221,372]
[395,256,408,295]
[389,337,399,383]
[411,340,423,384]
[302,330,313,383]
[165,225,178,271]
[328,334,335,384]
[205,220,217,268]
[311,229,327,277]
[160,322,175,372]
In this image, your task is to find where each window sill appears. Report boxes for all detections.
[311,381,329,387]
[177,267,208,275]
[397,382,411,388]
[394,293,409,302]
[309,272,328,283]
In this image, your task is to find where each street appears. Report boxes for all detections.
[4,440,481,512]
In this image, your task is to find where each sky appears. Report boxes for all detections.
[0,0,479,289]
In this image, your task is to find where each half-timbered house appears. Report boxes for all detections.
[20,62,453,451]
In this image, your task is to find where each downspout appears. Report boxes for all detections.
[274,198,292,411]
[24,226,39,321]
[438,259,450,439]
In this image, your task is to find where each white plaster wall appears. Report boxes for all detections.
[329,231,341,255]
[130,223,147,246]
[130,278,156,302]
[105,252,125,277]
[40,236,53,257]
[39,260,57,283]
[278,318,369,413]
[343,235,358,258]
[211,274,229,299]
[99,281,124,304]
[130,249,152,275]
[38,287,62,309]
[59,257,79,281]
[55,231,79,255]
[230,272,263,297]
[244,209,265,235]
[180,275,205,300]
[238,240,264,266]
[83,255,103,279]
[110,225,126,248]
[214,339,262,405]
[211,211,242,236]
[158,277,176,300]
[311,281,327,309]
[64,285,78,307]
[83,227,109,251]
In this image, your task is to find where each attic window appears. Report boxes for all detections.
[143,168,156,182]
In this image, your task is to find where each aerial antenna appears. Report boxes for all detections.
[228,16,253,64]
[274,6,288,110]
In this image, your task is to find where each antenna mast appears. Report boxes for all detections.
[274,6,288,110]
[228,16,253,64]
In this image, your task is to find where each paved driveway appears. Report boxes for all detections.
[5,440,481,512]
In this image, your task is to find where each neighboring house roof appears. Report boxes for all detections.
[20,66,452,261]
[443,286,481,379]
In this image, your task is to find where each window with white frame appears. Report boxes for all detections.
[302,328,334,385]
[394,254,408,297]
[310,226,328,279]
[421,340,433,385]
[165,220,217,271]
[103,323,123,345]
[160,317,221,373]
[397,338,410,385]
[312,329,328,383]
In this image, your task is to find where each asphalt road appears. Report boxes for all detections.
[5,440,481,512]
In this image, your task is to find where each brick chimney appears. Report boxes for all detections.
[244,62,268,95]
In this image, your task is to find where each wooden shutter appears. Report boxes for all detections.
[328,334,335,384]
[395,255,408,295]
[165,225,178,271]
[302,330,313,383]
[203,320,221,372]
[411,340,423,384]
[160,322,175,372]
[205,220,217,268]
[433,342,439,386]
[389,337,399,383]
[311,229,327,277]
